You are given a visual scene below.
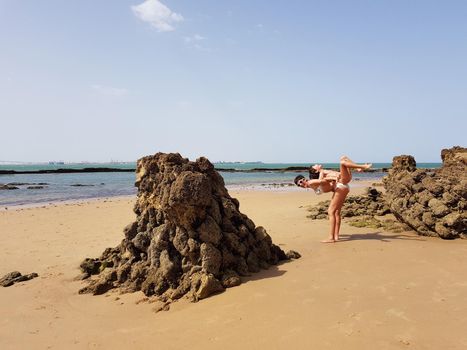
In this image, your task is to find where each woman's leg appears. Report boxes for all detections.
[339,156,372,184]
[322,189,348,242]
[323,206,337,243]
[330,188,349,241]
[334,210,341,241]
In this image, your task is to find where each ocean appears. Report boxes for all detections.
[0,162,441,207]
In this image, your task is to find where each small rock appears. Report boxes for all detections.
[0,184,19,190]
[1,271,38,287]
[74,272,91,281]
[153,301,171,313]
[286,250,301,259]
[79,258,101,275]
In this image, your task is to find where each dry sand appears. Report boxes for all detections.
[1,186,467,349]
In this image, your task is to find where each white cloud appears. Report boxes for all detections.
[183,34,211,51]
[131,0,183,32]
[184,34,205,43]
[92,85,129,97]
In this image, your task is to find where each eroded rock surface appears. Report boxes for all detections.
[80,153,299,301]
[383,146,467,239]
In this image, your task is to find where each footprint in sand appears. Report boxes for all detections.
[386,308,412,322]
[349,312,361,320]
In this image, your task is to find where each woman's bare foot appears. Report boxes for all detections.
[321,238,335,243]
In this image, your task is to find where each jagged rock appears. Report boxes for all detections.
[80,153,299,302]
[441,146,467,167]
[80,258,102,275]
[194,273,225,300]
[1,271,38,287]
[220,270,242,288]
[286,250,301,259]
[391,155,417,172]
[383,147,467,239]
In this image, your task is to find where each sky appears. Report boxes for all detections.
[1,0,466,163]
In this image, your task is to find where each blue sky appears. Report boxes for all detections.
[1,0,466,163]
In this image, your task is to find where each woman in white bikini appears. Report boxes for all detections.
[294,156,372,243]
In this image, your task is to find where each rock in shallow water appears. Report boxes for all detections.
[0,184,19,190]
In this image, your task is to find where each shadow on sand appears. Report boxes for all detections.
[337,231,426,243]
[241,262,289,285]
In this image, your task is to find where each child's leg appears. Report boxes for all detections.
[339,156,372,184]
[339,158,352,184]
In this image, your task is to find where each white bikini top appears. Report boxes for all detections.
[314,186,323,195]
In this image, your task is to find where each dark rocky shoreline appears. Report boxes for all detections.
[1,166,385,175]
[0,167,135,175]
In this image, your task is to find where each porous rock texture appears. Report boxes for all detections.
[79,153,298,301]
[383,146,467,239]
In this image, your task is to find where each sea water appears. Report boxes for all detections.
[0,162,441,207]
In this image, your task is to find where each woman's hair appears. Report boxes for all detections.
[294,175,305,186]
[309,167,319,179]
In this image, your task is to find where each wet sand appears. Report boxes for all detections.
[1,187,467,349]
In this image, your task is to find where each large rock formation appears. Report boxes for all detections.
[79,153,298,301]
[383,146,467,239]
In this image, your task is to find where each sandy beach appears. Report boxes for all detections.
[1,186,467,350]
[3,0,466,348]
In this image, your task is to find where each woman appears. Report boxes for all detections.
[294,156,372,243]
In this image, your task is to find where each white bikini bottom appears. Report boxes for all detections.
[336,182,350,190]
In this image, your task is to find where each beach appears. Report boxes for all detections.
[3,0,466,348]
[1,185,467,349]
